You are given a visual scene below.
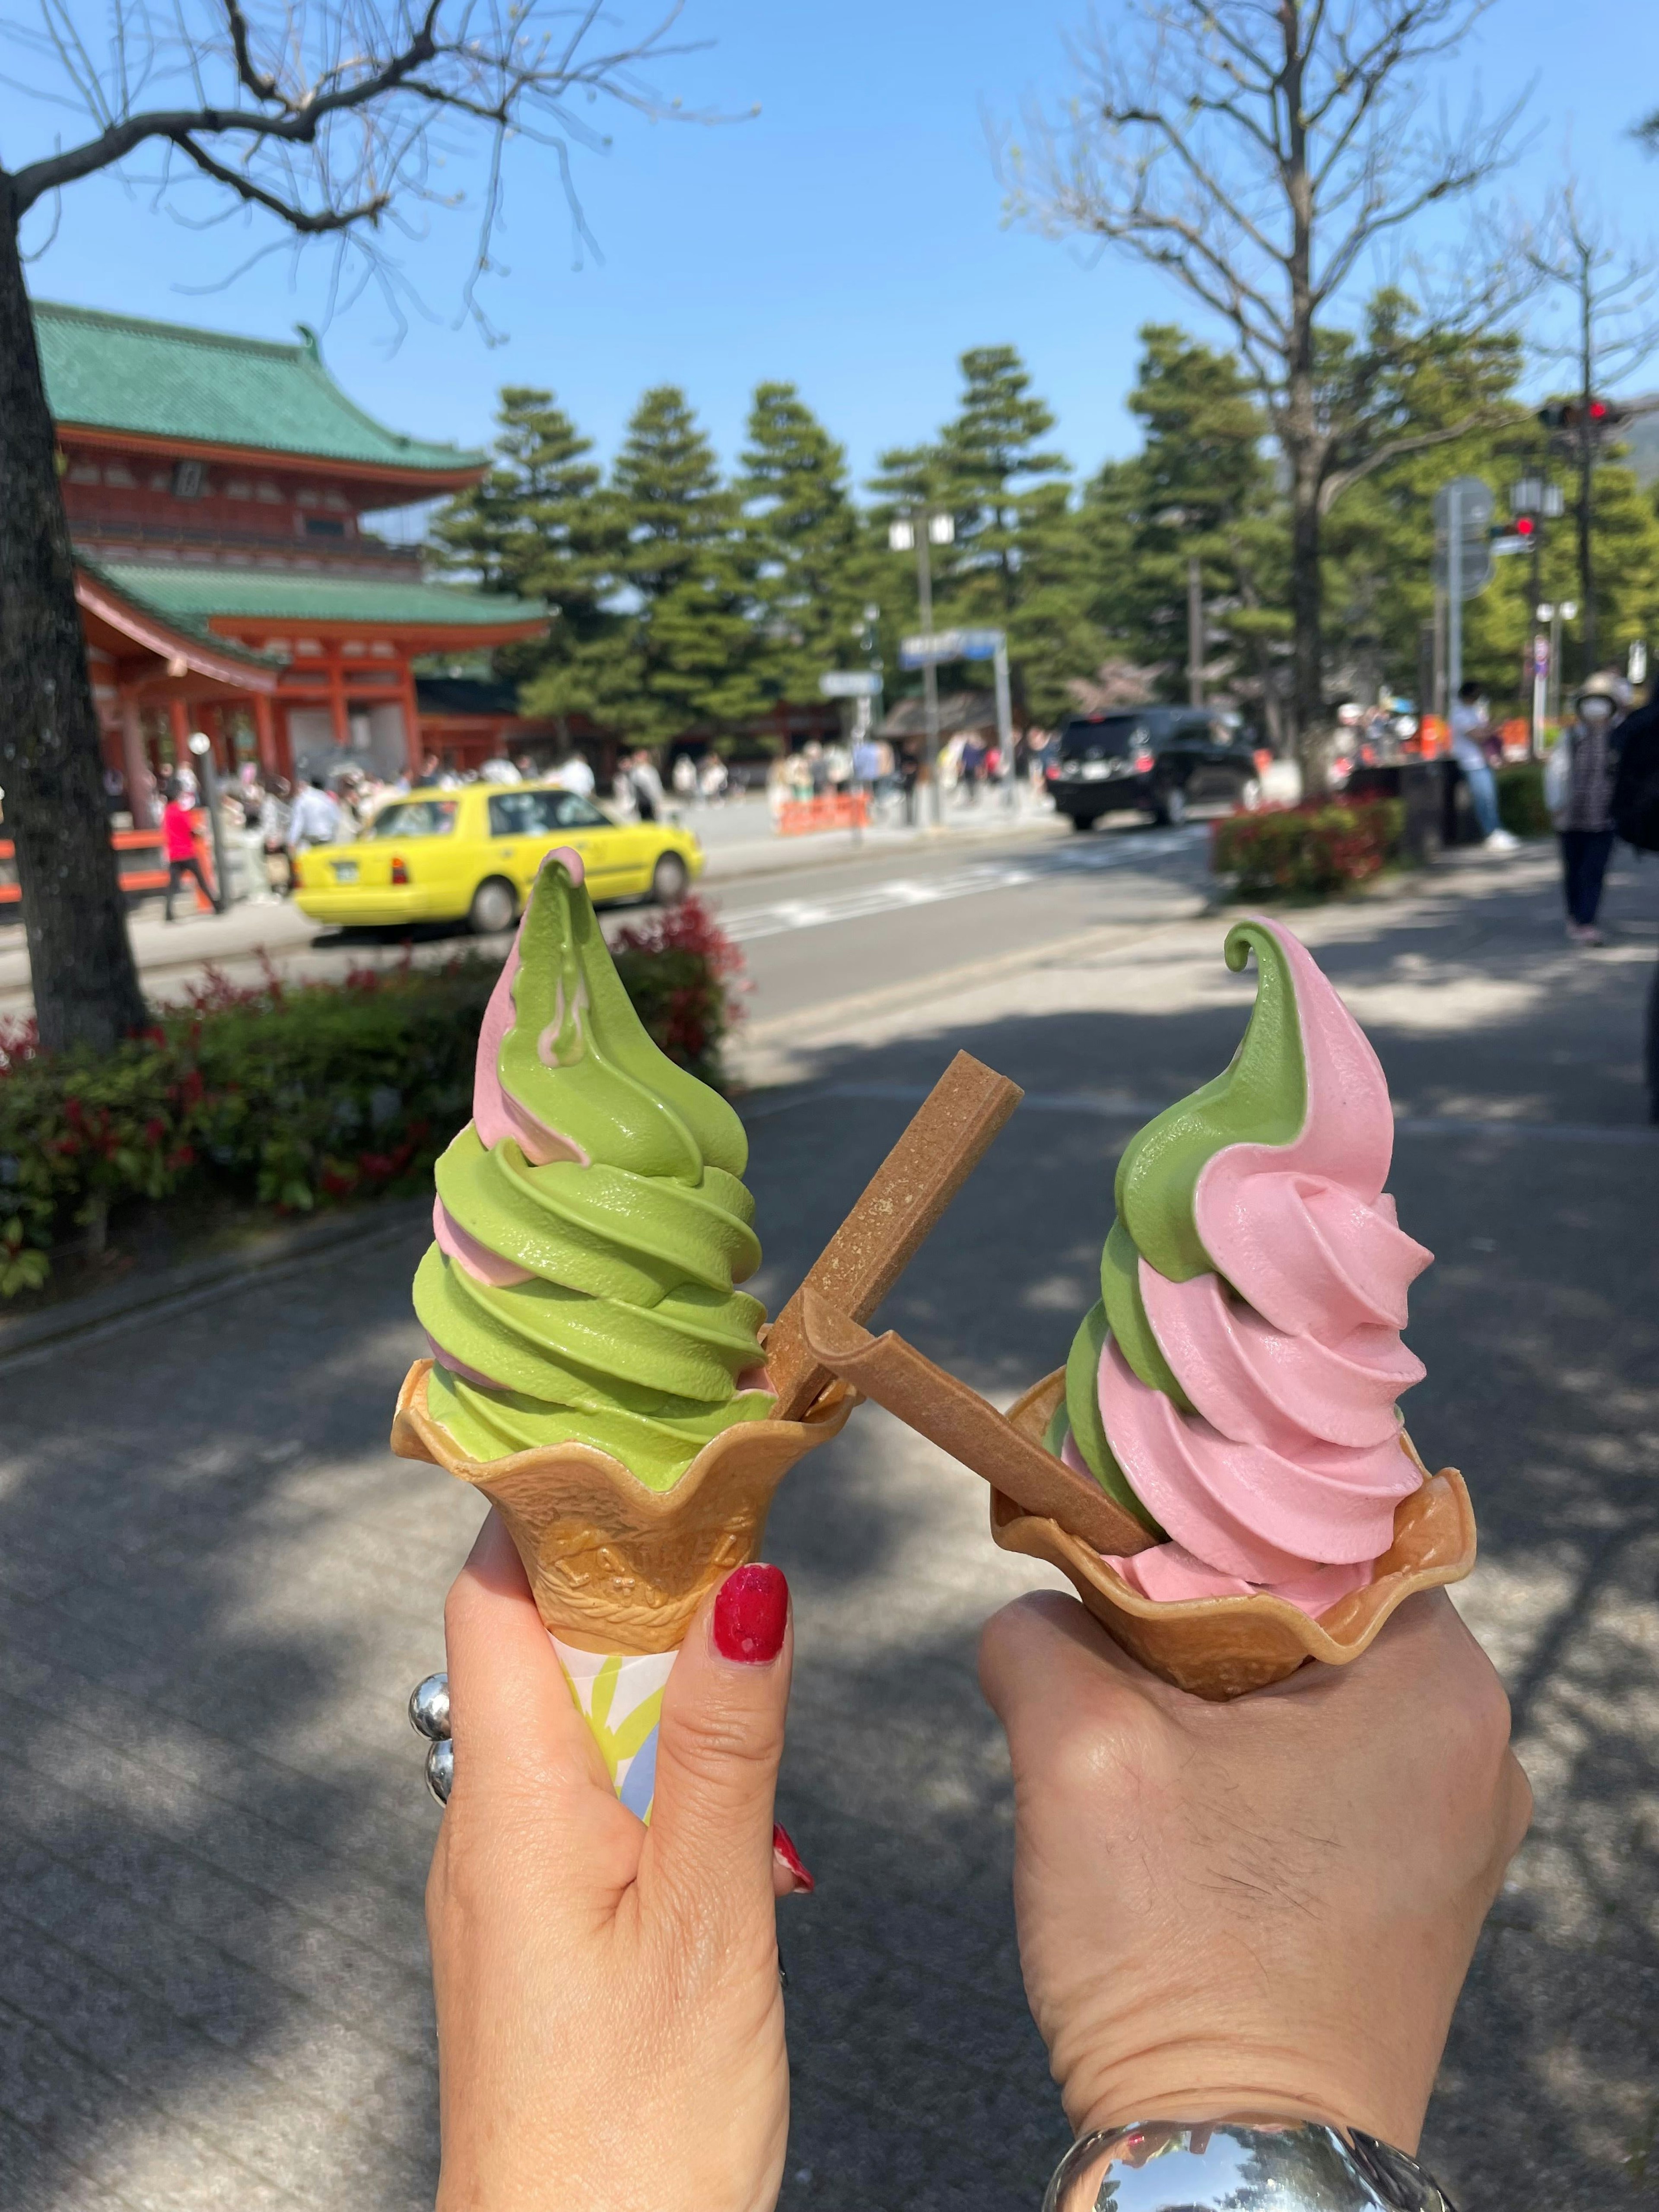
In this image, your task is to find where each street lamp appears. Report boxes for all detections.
[1511,480,1565,754]
[187,730,230,910]
[888,508,954,826]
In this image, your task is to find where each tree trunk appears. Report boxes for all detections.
[1287,445,1326,796]
[0,197,146,1053]
[1281,8,1326,799]
[1576,275,1597,678]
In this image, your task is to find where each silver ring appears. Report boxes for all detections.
[409,1672,453,1804]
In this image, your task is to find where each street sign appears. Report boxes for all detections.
[1431,476,1494,597]
[818,671,883,697]
[899,629,965,667]
[1490,534,1530,557]
[898,626,1006,668]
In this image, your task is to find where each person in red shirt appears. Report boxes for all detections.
[161,782,215,921]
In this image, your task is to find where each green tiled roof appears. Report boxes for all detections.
[99,561,546,632]
[37,300,485,476]
[80,560,280,669]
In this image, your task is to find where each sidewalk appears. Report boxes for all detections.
[1,855,1654,2209]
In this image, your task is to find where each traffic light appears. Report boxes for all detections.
[1513,515,1537,537]
[1538,397,1628,434]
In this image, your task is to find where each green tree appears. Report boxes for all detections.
[607,386,761,745]
[938,345,1096,721]
[1319,296,1529,706]
[737,382,863,701]
[1120,326,1289,734]
[430,389,624,729]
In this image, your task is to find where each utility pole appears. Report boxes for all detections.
[1446,481,1463,712]
[1577,282,1598,677]
[1186,554,1205,705]
[888,509,954,829]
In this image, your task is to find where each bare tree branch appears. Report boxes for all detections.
[1,0,737,339]
[990,0,1526,772]
[1318,405,1517,513]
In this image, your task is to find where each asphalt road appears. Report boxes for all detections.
[0,810,1213,1029]
[709,818,1211,1025]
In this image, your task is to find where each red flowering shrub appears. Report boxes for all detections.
[0,920,744,1297]
[1210,800,1406,899]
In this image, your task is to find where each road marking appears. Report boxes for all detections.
[717,829,1203,944]
[746,1081,1659,1145]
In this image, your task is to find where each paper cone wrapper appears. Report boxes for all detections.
[392,1357,854,1654]
[992,1370,1477,1702]
[551,1640,677,1821]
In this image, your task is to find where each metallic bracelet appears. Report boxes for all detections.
[1043,2118,1456,2210]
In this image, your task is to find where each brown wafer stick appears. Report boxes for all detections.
[798,1291,1157,1558]
[764,1051,1024,1422]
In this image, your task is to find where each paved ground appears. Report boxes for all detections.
[4,839,1657,2209]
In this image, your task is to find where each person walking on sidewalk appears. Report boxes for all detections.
[286,774,343,861]
[162,781,217,921]
[1449,680,1519,850]
[1547,671,1628,946]
[1611,683,1659,1119]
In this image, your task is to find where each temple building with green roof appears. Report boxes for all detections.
[39,299,547,804]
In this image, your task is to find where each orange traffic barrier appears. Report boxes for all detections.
[777,792,871,836]
[0,813,216,911]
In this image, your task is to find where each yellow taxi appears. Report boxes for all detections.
[291,782,703,932]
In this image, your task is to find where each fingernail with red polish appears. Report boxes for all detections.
[772,1821,815,1893]
[712,1563,788,1664]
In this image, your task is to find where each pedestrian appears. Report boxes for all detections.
[286,773,343,863]
[672,753,699,805]
[897,741,920,826]
[1449,680,1518,851]
[162,779,215,921]
[630,749,665,823]
[258,777,292,895]
[699,753,728,804]
[1611,683,1659,1120]
[960,733,984,803]
[1546,671,1628,946]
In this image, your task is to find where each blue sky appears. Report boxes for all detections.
[13,0,1659,495]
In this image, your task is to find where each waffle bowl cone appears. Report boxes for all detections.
[393,1357,855,1654]
[992,1371,1476,1701]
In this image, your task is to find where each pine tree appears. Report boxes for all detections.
[606,386,761,745]
[938,347,1095,721]
[429,388,623,727]
[737,382,863,702]
[1119,327,1289,731]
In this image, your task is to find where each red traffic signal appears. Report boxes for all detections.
[1514,515,1536,536]
[1538,397,1626,433]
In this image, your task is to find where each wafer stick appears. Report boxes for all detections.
[764,1051,1024,1422]
[798,1292,1157,1557]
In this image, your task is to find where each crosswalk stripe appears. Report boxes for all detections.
[718,828,1203,944]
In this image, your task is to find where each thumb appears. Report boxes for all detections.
[645,1564,791,1924]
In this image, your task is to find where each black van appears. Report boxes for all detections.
[1050,706,1262,830]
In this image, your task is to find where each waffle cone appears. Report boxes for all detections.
[992,1370,1476,1701]
[393,1358,855,1654]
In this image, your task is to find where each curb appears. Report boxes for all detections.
[0,1195,431,1375]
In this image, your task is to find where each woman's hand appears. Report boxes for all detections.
[426,1514,804,2212]
[979,1589,1531,2152]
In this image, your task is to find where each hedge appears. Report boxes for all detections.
[1210,799,1407,900]
[1496,760,1552,838]
[0,896,744,1300]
